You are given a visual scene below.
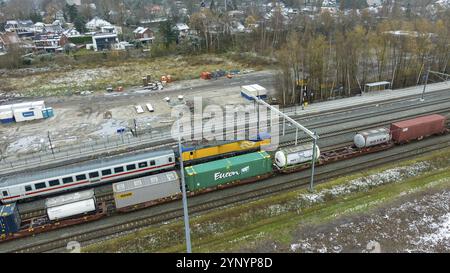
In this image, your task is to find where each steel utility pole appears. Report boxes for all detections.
[177,120,192,253]
[421,67,429,102]
[421,70,450,102]
[242,88,319,192]
[47,131,55,156]
[310,131,318,192]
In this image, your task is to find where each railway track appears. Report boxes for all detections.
[2,89,449,176]
[8,134,450,253]
[15,100,450,220]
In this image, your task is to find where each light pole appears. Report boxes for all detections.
[177,120,192,253]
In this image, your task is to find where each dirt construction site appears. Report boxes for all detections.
[0,70,275,157]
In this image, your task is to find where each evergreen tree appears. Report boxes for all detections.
[29,11,43,23]
[74,16,87,33]
[158,20,178,48]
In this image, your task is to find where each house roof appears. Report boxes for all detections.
[174,23,189,31]
[86,17,112,29]
[133,27,151,34]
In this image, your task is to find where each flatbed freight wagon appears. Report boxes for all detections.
[184,151,272,191]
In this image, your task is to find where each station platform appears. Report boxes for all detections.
[287,81,450,116]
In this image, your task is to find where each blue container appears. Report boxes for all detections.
[0,203,21,235]
[42,107,54,119]
[46,107,54,118]
[0,118,15,124]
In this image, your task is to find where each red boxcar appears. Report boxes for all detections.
[390,114,447,143]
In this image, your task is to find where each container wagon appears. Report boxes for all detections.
[113,171,181,212]
[184,151,272,191]
[0,203,21,235]
[390,114,447,144]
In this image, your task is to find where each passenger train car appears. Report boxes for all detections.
[0,150,175,203]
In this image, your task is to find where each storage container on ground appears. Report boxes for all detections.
[241,84,268,100]
[184,151,272,191]
[390,114,447,143]
[13,107,45,122]
[0,203,21,235]
[113,171,180,209]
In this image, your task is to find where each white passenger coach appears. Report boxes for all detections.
[0,150,176,203]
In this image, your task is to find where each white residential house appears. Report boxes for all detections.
[173,23,189,38]
[86,17,112,32]
[91,33,119,51]
[101,25,122,35]
[5,20,34,36]
[63,28,81,37]
[34,22,46,33]
[133,27,154,43]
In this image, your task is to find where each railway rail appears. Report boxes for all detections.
[15,102,450,219]
[7,134,450,253]
[2,89,450,176]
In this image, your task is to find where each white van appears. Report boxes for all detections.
[146,103,154,112]
[135,105,144,114]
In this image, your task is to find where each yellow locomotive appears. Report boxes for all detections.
[181,133,271,164]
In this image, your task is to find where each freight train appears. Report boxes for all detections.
[0,114,448,239]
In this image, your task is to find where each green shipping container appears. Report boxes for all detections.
[184,151,272,191]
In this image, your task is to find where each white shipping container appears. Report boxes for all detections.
[241,84,267,98]
[13,107,44,122]
[0,105,12,112]
[0,110,13,119]
[31,101,45,108]
[47,199,96,221]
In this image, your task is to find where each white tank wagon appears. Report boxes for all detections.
[45,190,96,221]
[274,143,321,169]
[353,128,391,149]
[113,171,181,211]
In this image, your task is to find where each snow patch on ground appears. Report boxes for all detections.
[289,189,450,253]
[298,162,431,206]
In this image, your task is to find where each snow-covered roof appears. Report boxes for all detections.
[133,27,149,34]
[86,17,112,29]
[174,23,189,31]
